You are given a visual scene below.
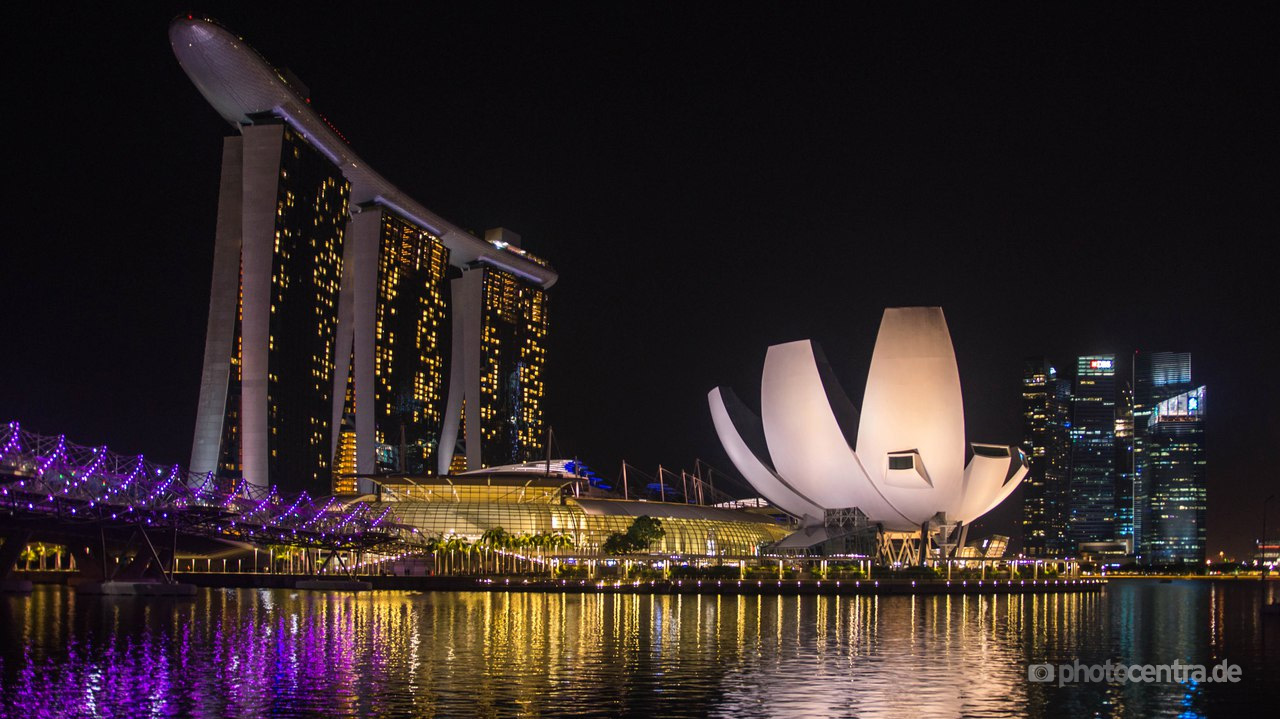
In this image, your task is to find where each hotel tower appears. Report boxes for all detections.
[172,17,557,494]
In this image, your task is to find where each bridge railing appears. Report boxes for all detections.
[1,421,428,551]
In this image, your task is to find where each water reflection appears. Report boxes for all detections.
[1,581,1276,718]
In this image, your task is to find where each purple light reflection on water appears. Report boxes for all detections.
[0,588,402,718]
[4,625,178,717]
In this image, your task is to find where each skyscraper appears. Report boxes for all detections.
[1020,358,1071,556]
[1067,355,1118,550]
[1132,351,1194,559]
[1145,385,1207,563]
[438,230,550,474]
[190,123,350,494]
[1114,382,1135,550]
[173,18,557,495]
[330,207,453,493]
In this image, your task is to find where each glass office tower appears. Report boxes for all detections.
[1114,383,1135,551]
[1145,386,1207,563]
[1067,355,1118,549]
[1132,351,1194,559]
[1020,358,1072,556]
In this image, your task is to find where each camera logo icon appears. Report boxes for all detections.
[1028,664,1055,683]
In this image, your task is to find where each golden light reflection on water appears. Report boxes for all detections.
[1,582,1276,718]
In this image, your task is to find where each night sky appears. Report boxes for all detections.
[4,4,1275,558]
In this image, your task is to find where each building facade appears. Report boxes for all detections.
[1144,386,1207,563]
[1024,350,1206,560]
[1067,355,1119,550]
[1132,351,1194,560]
[174,17,557,496]
[330,208,454,494]
[374,471,788,558]
[190,123,351,494]
[438,230,550,475]
[1020,358,1072,557]
[1114,382,1135,550]
[708,308,1028,535]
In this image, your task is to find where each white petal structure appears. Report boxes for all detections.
[856,307,966,523]
[708,307,1027,532]
[708,387,825,523]
[759,341,913,526]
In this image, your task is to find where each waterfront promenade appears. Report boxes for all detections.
[12,569,1104,596]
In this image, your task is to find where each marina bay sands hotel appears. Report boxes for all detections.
[171,17,556,495]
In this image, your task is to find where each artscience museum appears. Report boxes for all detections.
[709,307,1028,560]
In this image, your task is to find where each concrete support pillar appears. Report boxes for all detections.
[191,136,245,478]
[439,268,485,473]
[330,214,358,466]
[347,208,381,488]
[238,124,287,489]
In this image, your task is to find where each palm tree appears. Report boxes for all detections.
[442,535,475,575]
[504,532,518,574]
[464,539,477,574]
[549,532,574,559]
[524,533,540,573]
[480,527,510,574]
[19,544,36,571]
[421,535,443,575]
[512,533,532,573]
[528,532,545,571]
[443,535,462,575]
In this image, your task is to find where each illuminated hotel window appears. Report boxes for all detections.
[369,211,450,475]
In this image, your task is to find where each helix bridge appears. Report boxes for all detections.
[0,421,425,580]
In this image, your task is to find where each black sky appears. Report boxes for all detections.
[3,4,1276,558]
